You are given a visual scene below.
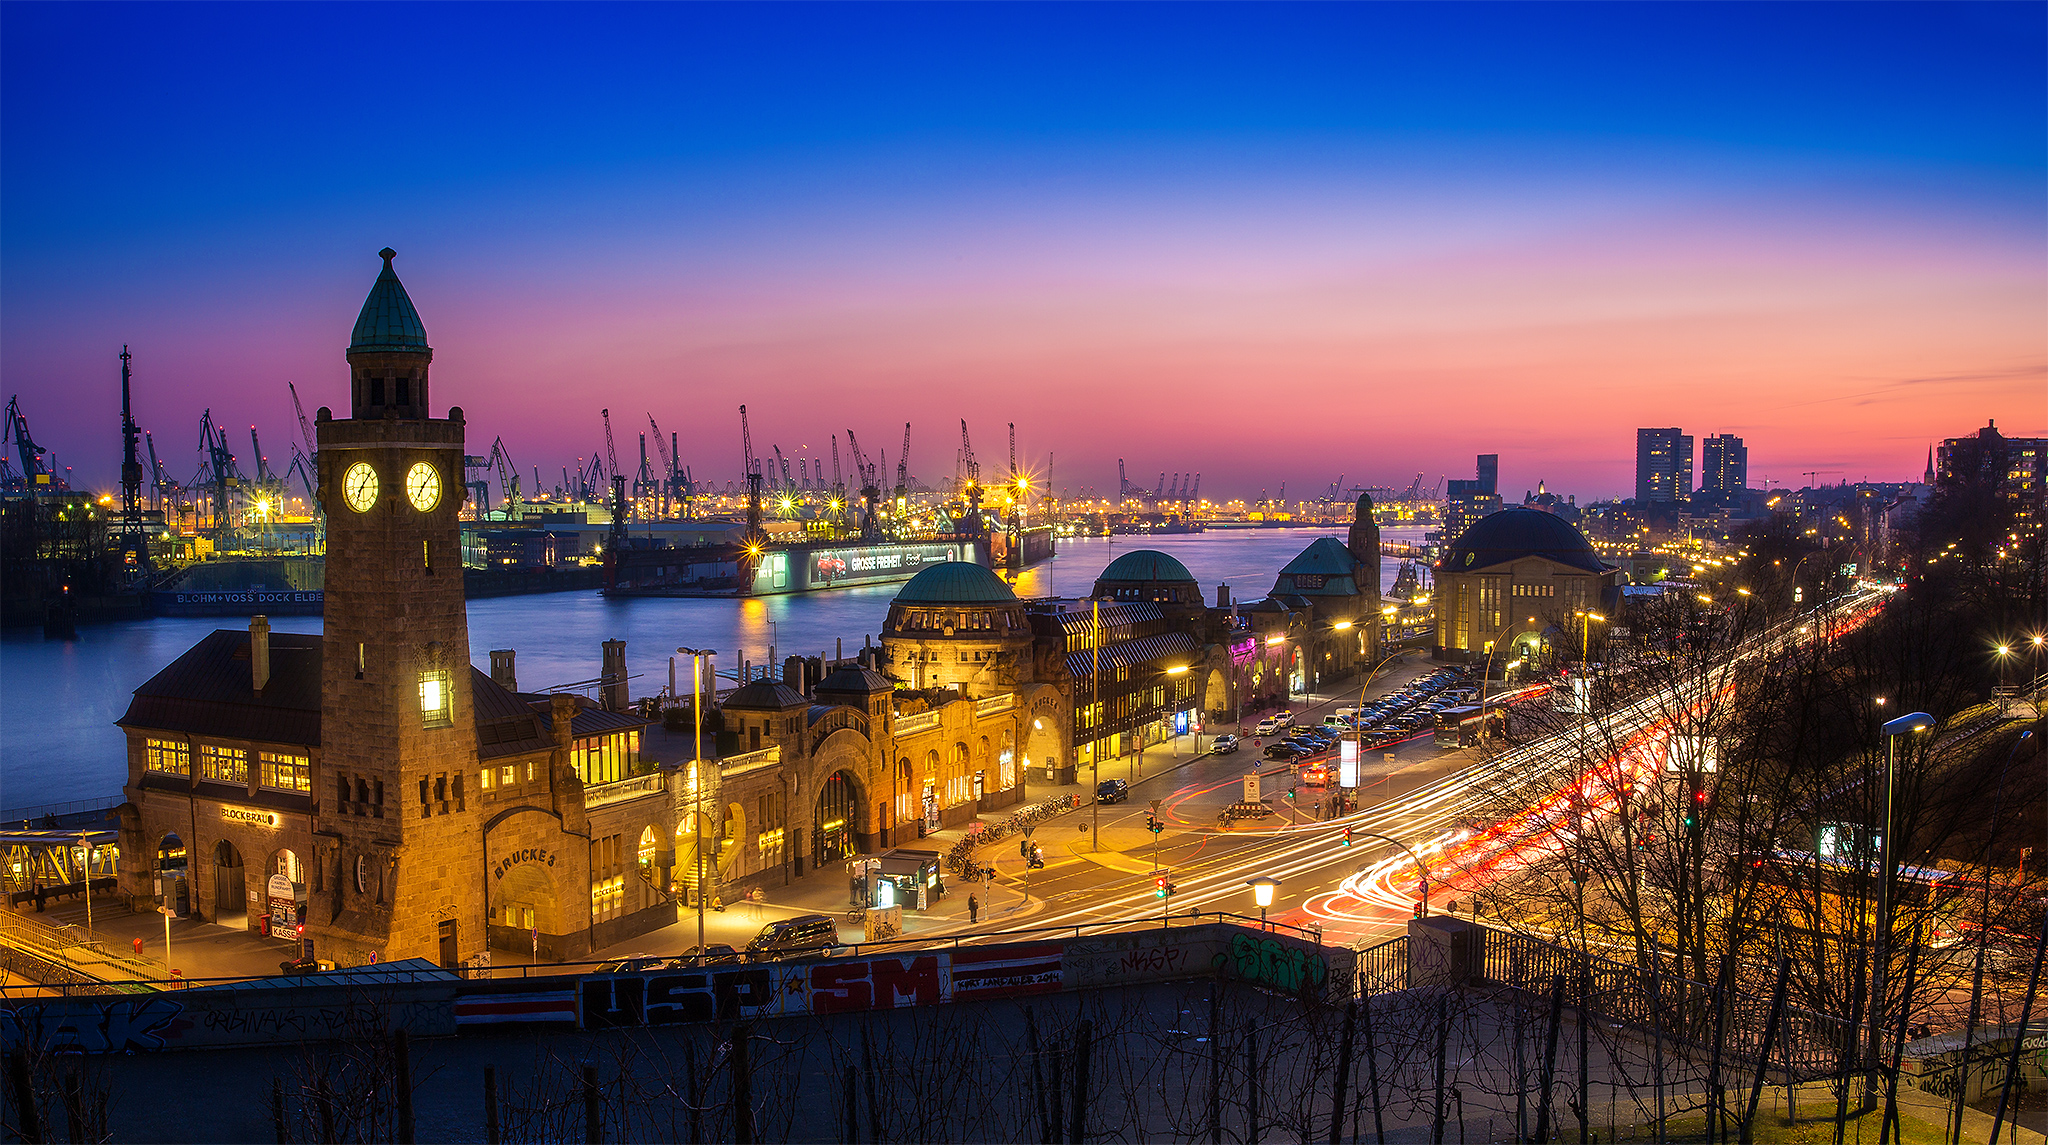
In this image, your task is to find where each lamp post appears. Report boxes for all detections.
[1350,652,1407,813]
[1091,599,1102,851]
[679,646,719,953]
[1873,710,1936,1061]
[79,833,92,943]
[1247,876,1281,931]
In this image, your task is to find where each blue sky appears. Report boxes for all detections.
[4,2,2041,498]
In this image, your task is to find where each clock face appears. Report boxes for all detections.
[342,462,379,514]
[406,462,442,512]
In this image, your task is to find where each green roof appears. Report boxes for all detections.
[894,561,1017,604]
[349,248,430,354]
[1098,549,1194,583]
[1274,537,1362,596]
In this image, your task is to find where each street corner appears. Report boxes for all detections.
[1065,837,1156,874]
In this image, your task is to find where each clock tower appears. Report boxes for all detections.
[312,248,482,967]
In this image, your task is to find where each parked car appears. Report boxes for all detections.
[1254,716,1286,736]
[596,954,668,974]
[1212,733,1240,755]
[1264,742,1307,761]
[746,914,842,959]
[673,944,742,967]
[1096,778,1130,804]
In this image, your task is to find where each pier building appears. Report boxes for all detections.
[1429,506,1622,668]
[115,252,680,967]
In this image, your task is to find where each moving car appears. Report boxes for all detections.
[1212,733,1240,755]
[746,914,842,959]
[1096,778,1130,804]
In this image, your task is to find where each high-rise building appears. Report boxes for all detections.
[1935,419,2045,527]
[1700,434,1747,496]
[1635,428,1693,504]
[1442,455,1504,549]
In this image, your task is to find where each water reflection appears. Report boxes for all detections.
[1,525,1425,814]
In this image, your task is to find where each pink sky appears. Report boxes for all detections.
[6,145,2041,501]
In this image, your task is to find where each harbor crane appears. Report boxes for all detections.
[288,383,318,458]
[116,348,148,567]
[601,409,629,523]
[5,394,54,492]
[738,405,764,551]
[846,429,882,539]
[894,422,911,510]
[958,419,982,525]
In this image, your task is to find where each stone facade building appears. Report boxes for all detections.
[115,252,679,967]
[1430,506,1622,671]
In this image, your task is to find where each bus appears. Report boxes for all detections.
[1435,705,1503,749]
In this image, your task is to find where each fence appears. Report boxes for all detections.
[1478,924,1854,1082]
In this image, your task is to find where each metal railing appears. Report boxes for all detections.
[1479,925,1855,1082]
[1356,935,1409,994]
[583,772,666,810]
[0,911,1328,995]
[894,710,940,735]
[974,693,1016,716]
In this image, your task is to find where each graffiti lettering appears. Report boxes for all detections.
[4,997,188,1054]
[810,956,949,1014]
[581,967,793,1028]
[1117,946,1189,975]
[1212,933,1328,992]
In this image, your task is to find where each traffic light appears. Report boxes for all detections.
[1146,816,1164,835]
[1683,781,1708,835]
[1339,826,1352,847]
[1154,872,1174,899]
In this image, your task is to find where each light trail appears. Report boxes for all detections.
[984,589,1892,947]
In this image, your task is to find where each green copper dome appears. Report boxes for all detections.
[894,561,1018,604]
[1098,549,1195,583]
[349,248,430,354]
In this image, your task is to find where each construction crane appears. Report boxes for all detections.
[288,383,318,458]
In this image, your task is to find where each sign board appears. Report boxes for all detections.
[1242,773,1261,802]
[220,806,280,828]
[1338,741,1359,789]
[267,874,294,901]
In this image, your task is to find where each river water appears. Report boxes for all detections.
[0,525,1428,814]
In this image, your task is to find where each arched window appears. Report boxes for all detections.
[948,743,970,805]
[637,826,658,869]
[895,759,915,824]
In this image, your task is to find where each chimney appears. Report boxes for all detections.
[601,639,628,711]
[250,615,271,694]
[1216,584,1230,608]
[489,648,518,691]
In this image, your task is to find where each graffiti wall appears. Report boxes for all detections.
[2,923,1344,1051]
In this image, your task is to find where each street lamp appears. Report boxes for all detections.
[1246,876,1281,930]
[1873,710,1935,1059]
[678,646,719,952]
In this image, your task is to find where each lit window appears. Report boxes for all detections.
[258,751,311,792]
[199,744,248,784]
[479,768,494,791]
[420,670,452,728]
[146,738,190,774]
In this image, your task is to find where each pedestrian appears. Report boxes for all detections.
[968,895,979,924]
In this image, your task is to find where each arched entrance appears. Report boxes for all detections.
[815,771,855,868]
[1203,667,1231,721]
[491,864,549,955]
[157,834,189,915]
[213,839,247,929]
[674,816,706,906]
